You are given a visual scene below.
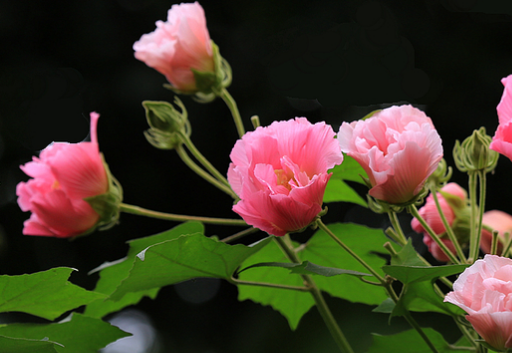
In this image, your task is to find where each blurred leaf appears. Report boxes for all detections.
[329,155,368,184]
[300,223,392,305]
[382,264,468,284]
[238,261,371,277]
[110,234,272,300]
[372,298,395,314]
[323,179,367,207]
[368,328,473,353]
[0,313,129,353]
[85,222,203,318]
[0,336,60,353]
[0,267,105,321]
[237,239,314,330]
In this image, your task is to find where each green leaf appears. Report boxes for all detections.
[382,264,467,316]
[390,239,425,266]
[109,234,272,300]
[0,336,60,353]
[372,298,395,314]
[238,261,371,277]
[0,313,129,353]
[300,223,392,305]
[368,328,473,353]
[329,155,368,184]
[383,264,469,284]
[85,222,204,318]
[0,267,105,321]
[323,179,367,206]
[237,238,315,330]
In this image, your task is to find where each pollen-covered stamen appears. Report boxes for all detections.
[274,169,293,191]
[52,180,60,189]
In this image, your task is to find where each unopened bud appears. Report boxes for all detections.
[453,127,498,173]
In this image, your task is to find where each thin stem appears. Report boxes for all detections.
[471,171,486,262]
[468,172,478,262]
[119,203,247,226]
[219,88,245,138]
[388,212,407,245]
[317,220,386,284]
[408,205,461,264]
[274,236,355,353]
[229,277,310,292]
[430,186,466,263]
[178,131,231,188]
[175,145,238,199]
[221,227,259,243]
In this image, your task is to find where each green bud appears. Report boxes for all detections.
[453,127,499,173]
[142,97,191,150]
[427,158,452,190]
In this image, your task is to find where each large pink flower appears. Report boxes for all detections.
[228,118,343,236]
[338,105,443,204]
[16,113,109,238]
[490,74,512,161]
[133,2,214,93]
[411,183,467,262]
[445,255,512,351]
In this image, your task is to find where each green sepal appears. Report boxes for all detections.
[82,154,123,236]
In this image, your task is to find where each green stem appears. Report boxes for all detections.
[408,205,461,264]
[317,220,385,284]
[388,212,407,245]
[219,88,245,138]
[119,203,246,226]
[175,145,238,199]
[468,172,478,262]
[229,277,310,292]
[471,171,486,262]
[274,236,355,353]
[178,131,231,188]
[221,227,258,243]
[430,184,466,263]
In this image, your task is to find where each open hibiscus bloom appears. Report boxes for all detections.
[16,113,112,238]
[227,118,343,236]
[338,105,443,205]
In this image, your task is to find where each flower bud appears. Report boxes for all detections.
[143,97,191,150]
[453,127,499,173]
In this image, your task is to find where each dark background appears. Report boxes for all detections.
[1,0,512,352]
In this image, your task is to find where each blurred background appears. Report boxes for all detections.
[1,0,512,352]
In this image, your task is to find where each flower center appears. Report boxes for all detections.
[52,180,60,189]
[274,169,293,191]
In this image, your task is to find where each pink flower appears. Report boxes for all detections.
[490,74,512,161]
[411,183,468,262]
[16,113,109,238]
[338,105,443,204]
[228,118,343,236]
[133,2,214,93]
[444,255,512,351]
[481,210,512,255]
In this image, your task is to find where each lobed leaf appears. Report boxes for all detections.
[0,267,105,321]
[85,222,203,318]
[0,335,60,353]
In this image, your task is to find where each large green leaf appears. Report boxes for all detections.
[0,268,105,321]
[238,261,371,277]
[237,238,315,330]
[323,179,367,206]
[329,155,368,184]
[300,223,391,305]
[383,264,469,284]
[0,313,129,353]
[85,222,204,318]
[390,239,425,266]
[368,328,473,353]
[109,234,272,300]
[0,336,60,353]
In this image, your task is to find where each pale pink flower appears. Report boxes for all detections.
[444,255,512,351]
[16,113,108,238]
[338,105,443,204]
[228,118,343,236]
[411,183,467,262]
[133,2,214,93]
[490,74,512,161]
[481,210,512,255]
